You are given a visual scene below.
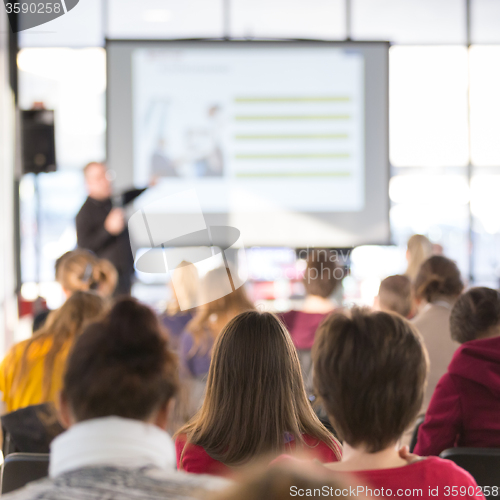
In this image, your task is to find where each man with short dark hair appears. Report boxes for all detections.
[76,162,147,295]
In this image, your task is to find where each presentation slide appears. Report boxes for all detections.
[107,41,389,248]
[132,47,364,212]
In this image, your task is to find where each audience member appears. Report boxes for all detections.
[3,298,228,500]
[0,291,106,413]
[32,250,116,333]
[311,308,482,499]
[375,274,414,318]
[161,261,200,353]
[179,267,254,416]
[405,234,432,282]
[56,249,118,299]
[175,311,342,475]
[281,250,341,393]
[415,287,500,455]
[411,255,464,409]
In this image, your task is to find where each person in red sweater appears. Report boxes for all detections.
[415,287,500,456]
[280,250,342,394]
[310,308,483,500]
[174,311,342,475]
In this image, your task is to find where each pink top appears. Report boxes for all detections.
[280,310,330,350]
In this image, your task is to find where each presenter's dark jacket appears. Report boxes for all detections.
[75,188,145,295]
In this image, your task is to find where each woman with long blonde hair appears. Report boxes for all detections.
[0,291,106,412]
[33,250,117,333]
[175,311,342,475]
[405,234,432,282]
[57,249,118,298]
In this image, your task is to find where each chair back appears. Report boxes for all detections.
[1,453,49,495]
[440,448,500,499]
[409,414,425,453]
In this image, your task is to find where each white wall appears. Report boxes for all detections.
[0,8,19,356]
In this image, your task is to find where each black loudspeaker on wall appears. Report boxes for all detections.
[21,109,56,174]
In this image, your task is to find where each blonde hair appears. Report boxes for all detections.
[187,267,255,346]
[57,250,117,298]
[13,291,107,401]
[405,234,433,282]
[166,261,200,315]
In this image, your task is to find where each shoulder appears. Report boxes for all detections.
[175,436,228,476]
[418,457,479,485]
[75,198,91,218]
[179,331,194,350]
[280,310,298,325]
[1,339,31,367]
[145,467,231,493]
[301,434,341,463]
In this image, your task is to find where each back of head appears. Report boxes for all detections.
[406,234,432,281]
[313,308,428,453]
[414,255,464,303]
[378,275,413,317]
[63,297,178,422]
[179,311,338,465]
[303,250,342,298]
[450,287,500,344]
[57,249,118,298]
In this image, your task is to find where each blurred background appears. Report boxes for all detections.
[3,0,500,349]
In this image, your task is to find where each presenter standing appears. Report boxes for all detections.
[76,162,148,296]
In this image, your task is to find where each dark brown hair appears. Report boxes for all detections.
[378,275,413,318]
[414,255,464,303]
[13,291,106,400]
[313,308,428,453]
[176,311,341,466]
[63,297,178,422]
[450,287,500,344]
[303,250,342,299]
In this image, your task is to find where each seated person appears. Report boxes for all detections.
[375,275,414,318]
[310,308,482,499]
[281,250,342,393]
[0,292,106,413]
[179,267,254,417]
[175,311,342,475]
[405,234,432,282]
[415,287,500,455]
[33,250,117,333]
[161,261,200,353]
[3,298,227,500]
[411,255,464,410]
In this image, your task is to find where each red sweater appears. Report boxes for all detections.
[415,335,500,456]
[349,457,483,500]
[175,434,341,476]
[277,456,483,500]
